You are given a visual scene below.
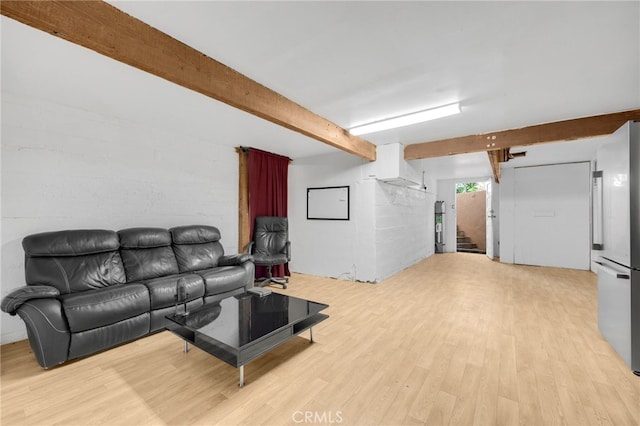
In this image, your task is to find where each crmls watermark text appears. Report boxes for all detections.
[292,411,344,424]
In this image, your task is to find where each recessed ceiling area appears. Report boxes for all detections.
[2,1,639,167]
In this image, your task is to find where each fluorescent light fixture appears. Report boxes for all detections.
[349,102,461,136]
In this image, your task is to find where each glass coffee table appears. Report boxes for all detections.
[165,292,329,387]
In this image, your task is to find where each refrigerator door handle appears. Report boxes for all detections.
[598,262,631,279]
[592,170,604,250]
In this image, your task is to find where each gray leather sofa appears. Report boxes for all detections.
[1,225,254,368]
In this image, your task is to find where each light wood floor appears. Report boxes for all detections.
[1,253,639,426]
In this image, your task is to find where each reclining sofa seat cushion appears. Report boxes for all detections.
[170,225,249,297]
[118,227,205,331]
[23,229,150,359]
[59,283,150,358]
[142,274,205,332]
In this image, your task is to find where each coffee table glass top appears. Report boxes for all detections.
[166,292,329,349]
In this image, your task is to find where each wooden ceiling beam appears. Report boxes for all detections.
[1,1,377,161]
[487,150,501,183]
[486,148,512,183]
[405,109,640,160]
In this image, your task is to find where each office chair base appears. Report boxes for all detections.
[255,276,288,289]
[255,263,289,289]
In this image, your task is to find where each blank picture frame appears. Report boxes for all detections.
[307,186,350,220]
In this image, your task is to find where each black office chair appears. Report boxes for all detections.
[248,216,290,289]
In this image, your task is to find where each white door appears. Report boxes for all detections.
[513,162,591,269]
[485,180,494,260]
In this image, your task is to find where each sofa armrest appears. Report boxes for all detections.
[284,241,291,261]
[219,253,254,267]
[1,285,60,315]
[17,298,70,368]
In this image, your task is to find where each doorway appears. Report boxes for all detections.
[455,181,488,255]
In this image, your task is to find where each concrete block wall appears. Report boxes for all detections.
[1,93,239,344]
[2,96,438,343]
[375,182,434,281]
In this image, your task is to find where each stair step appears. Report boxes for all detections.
[457,242,478,249]
[456,227,483,252]
[457,248,486,254]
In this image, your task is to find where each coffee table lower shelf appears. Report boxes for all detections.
[167,312,329,387]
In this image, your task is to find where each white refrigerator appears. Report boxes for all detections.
[595,120,640,376]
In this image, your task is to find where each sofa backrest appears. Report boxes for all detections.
[23,230,126,294]
[170,225,224,272]
[118,228,179,282]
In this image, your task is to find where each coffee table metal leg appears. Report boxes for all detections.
[239,365,244,387]
[310,327,314,343]
[184,341,189,353]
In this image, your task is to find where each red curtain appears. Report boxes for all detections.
[248,148,290,278]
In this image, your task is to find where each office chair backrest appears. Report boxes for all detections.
[254,216,288,256]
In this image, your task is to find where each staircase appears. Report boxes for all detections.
[457,227,485,254]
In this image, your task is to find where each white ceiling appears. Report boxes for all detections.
[2,1,639,176]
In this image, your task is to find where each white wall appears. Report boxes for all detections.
[290,152,434,283]
[289,152,374,280]
[1,93,240,344]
